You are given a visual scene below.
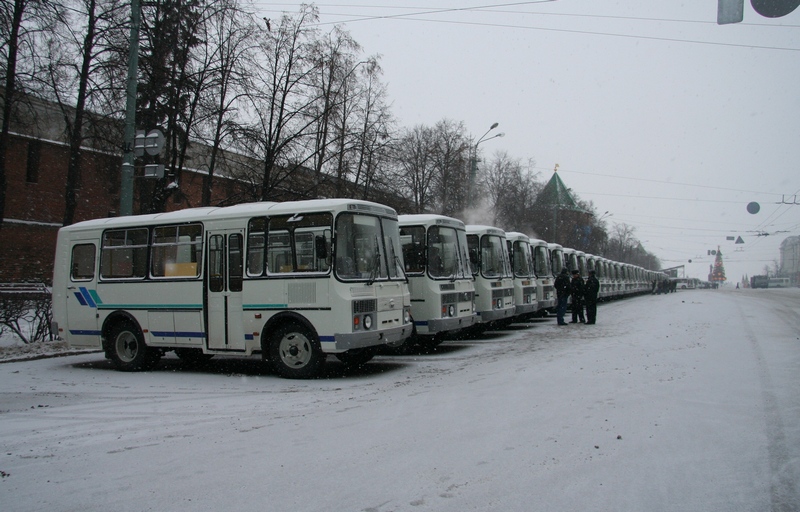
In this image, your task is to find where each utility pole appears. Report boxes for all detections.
[120,0,141,216]
[467,123,504,209]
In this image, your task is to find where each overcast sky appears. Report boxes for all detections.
[256,1,800,283]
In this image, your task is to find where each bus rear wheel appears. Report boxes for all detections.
[268,322,325,379]
[107,321,160,371]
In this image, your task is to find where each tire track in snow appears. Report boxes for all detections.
[734,297,799,512]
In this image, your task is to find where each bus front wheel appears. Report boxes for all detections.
[268,322,325,379]
[107,321,161,371]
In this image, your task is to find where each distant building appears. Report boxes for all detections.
[779,236,800,286]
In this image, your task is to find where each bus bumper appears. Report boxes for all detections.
[332,324,412,351]
[477,307,515,323]
[417,314,477,334]
[514,303,538,316]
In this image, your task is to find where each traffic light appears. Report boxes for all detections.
[718,0,800,24]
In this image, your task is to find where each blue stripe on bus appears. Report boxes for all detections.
[69,329,102,336]
[74,292,88,306]
[79,287,96,308]
[319,335,335,342]
[97,304,203,310]
[150,331,206,338]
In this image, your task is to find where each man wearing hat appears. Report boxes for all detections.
[584,270,600,324]
[554,268,571,325]
[570,269,586,324]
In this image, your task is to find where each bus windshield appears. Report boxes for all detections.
[512,241,533,278]
[468,234,511,278]
[427,226,470,279]
[534,245,551,277]
[335,213,404,281]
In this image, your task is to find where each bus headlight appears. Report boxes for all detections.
[448,304,455,317]
[404,307,411,324]
[363,314,373,330]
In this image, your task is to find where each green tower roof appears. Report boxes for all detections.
[536,171,585,212]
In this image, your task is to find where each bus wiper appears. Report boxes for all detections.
[387,242,407,282]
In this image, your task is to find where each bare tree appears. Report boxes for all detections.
[0,0,62,228]
[430,119,469,216]
[481,151,539,230]
[390,124,437,213]
[41,0,130,225]
[606,222,640,263]
[307,26,360,194]
[194,0,257,206]
[351,58,392,200]
[239,6,320,201]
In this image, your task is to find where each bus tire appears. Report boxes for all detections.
[107,320,160,371]
[335,347,376,367]
[268,322,325,379]
[174,348,214,365]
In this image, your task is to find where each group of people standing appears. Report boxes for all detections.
[554,268,600,326]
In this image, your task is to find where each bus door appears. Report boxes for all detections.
[206,230,246,351]
[66,241,101,344]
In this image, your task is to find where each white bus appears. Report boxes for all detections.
[466,225,515,327]
[563,247,579,275]
[398,214,477,348]
[529,237,555,312]
[548,243,565,277]
[505,232,538,320]
[52,199,412,379]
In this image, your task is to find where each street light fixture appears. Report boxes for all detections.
[467,123,504,209]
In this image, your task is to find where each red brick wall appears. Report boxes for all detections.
[0,222,60,284]
[0,133,251,284]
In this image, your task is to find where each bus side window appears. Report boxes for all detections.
[247,217,266,276]
[100,228,148,279]
[208,235,225,292]
[399,226,425,274]
[71,244,96,281]
[229,234,243,292]
[467,235,480,275]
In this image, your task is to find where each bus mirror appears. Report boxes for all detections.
[315,235,328,259]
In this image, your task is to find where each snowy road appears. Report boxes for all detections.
[2,288,799,512]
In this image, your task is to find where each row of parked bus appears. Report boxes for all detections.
[399,215,665,348]
[52,199,664,379]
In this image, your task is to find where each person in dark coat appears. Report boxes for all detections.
[554,268,571,325]
[584,270,600,324]
[570,270,586,323]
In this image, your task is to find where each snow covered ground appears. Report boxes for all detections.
[1,288,799,512]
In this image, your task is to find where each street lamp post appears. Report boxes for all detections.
[467,123,504,209]
[597,211,613,222]
[120,0,141,217]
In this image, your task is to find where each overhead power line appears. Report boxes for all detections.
[548,167,783,197]
[255,2,800,51]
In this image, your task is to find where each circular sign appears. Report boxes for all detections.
[747,202,760,214]
[751,0,800,17]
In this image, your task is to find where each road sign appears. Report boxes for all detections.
[134,129,165,157]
